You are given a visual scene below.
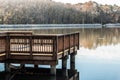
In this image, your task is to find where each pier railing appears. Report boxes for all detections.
[0,31,79,62]
[0,32,6,60]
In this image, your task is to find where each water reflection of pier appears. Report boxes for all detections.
[0,68,79,80]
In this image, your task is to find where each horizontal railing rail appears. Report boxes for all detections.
[57,32,79,52]
[0,31,79,61]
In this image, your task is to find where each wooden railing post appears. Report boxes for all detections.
[53,36,58,60]
[63,35,65,57]
[30,36,32,59]
[6,33,10,59]
[69,34,71,53]
[78,33,80,49]
[74,33,76,52]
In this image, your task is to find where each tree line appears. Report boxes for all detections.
[0,0,120,24]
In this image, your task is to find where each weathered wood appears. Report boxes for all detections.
[5,34,9,59]
[29,36,32,59]
[78,33,80,49]
[6,59,58,65]
[0,31,79,68]
[63,35,65,57]
[0,36,6,60]
[53,36,57,60]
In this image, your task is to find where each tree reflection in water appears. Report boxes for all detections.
[33,28,120,49]
[80,28,120,49]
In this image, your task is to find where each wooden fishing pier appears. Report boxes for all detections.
[0,31,79,80]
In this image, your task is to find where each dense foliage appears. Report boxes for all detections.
[0,0,120,24]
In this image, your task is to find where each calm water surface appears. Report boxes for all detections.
[77,28,120,80]
[0,28,120,80]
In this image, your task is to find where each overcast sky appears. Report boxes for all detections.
[53,0,120,6]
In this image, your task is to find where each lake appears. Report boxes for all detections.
[0,27,120,80]
[77,28,120,80]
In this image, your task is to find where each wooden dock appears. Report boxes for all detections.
[0,31,79,80]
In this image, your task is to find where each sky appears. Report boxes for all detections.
[53,0,120,6]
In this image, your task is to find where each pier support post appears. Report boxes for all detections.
[4,63,11,72]
[34,65,38,68]
[20,64,25,68]
[62,56,68,77]
[62,56,68,69]
[50,65,56,75]
[70,52,76,70]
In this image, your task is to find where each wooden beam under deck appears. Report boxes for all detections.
[5,59,58,66]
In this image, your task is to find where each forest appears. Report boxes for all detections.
[0,0,120,24]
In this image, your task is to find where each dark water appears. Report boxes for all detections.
[1,28,120,80]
